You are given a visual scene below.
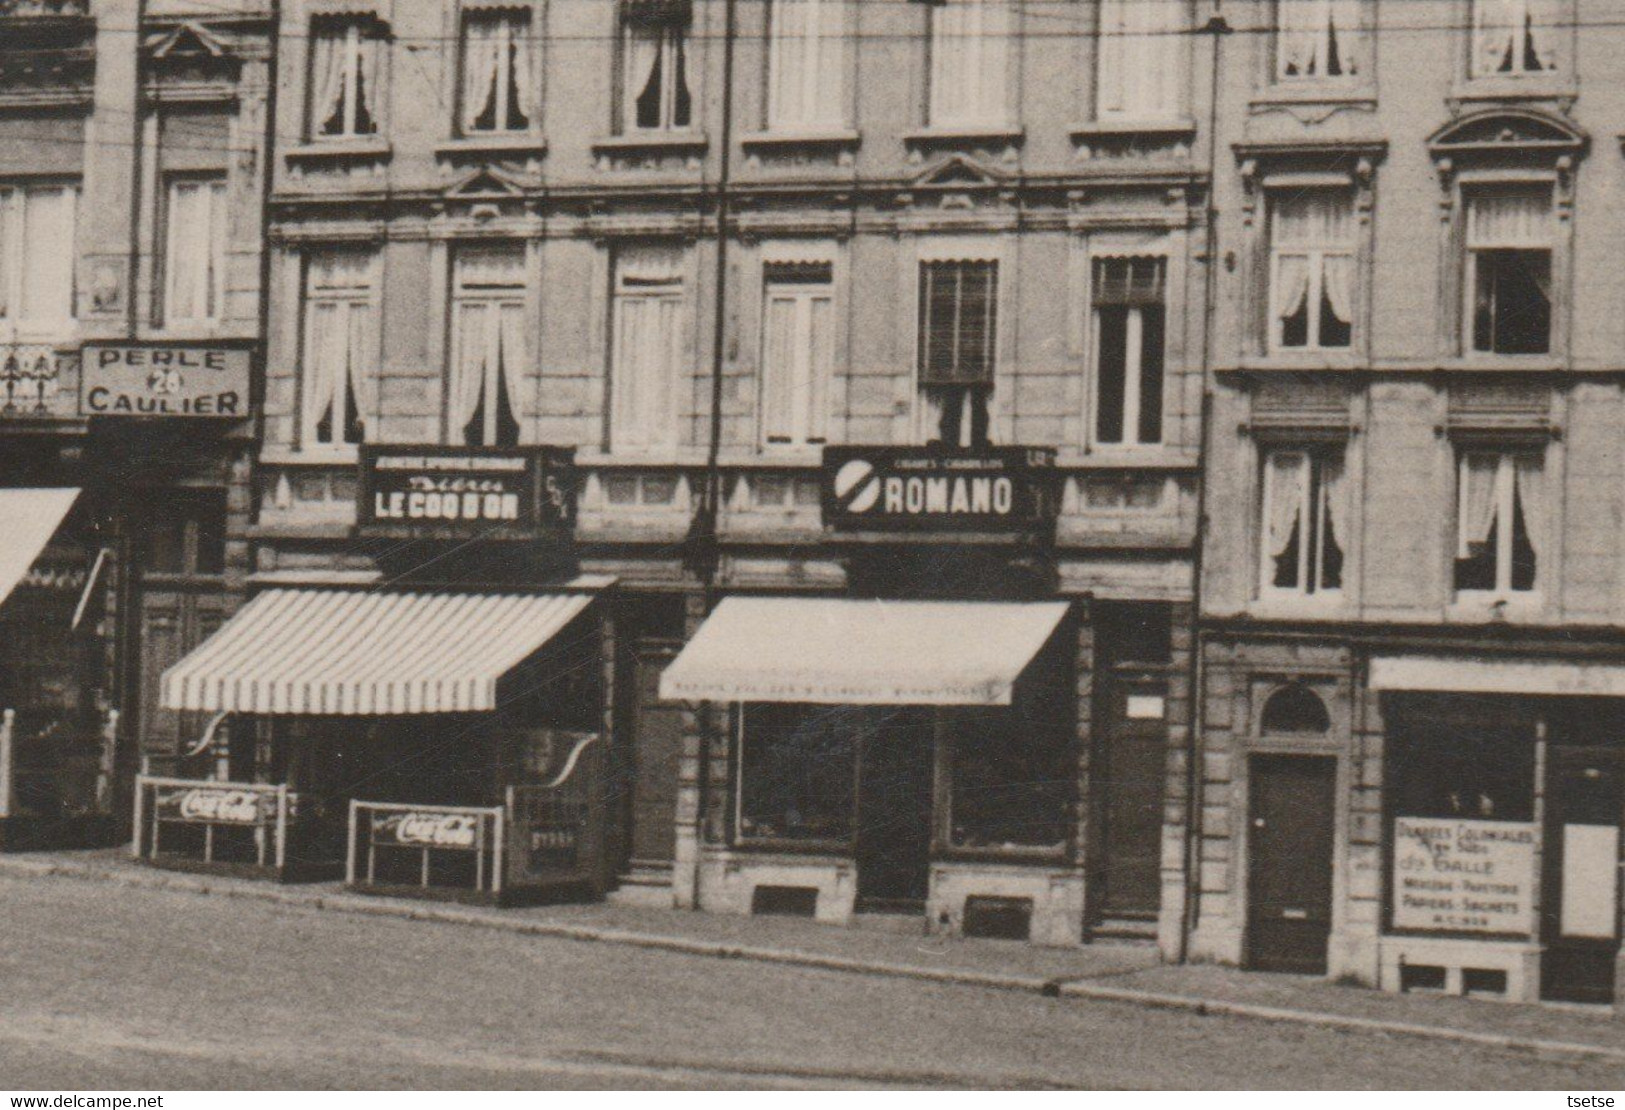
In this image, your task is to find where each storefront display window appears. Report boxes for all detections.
[1391,703,1534,822]
[948,707,1069,850]
[736,703,859,844]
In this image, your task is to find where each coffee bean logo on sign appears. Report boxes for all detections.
[822,447,1058,533]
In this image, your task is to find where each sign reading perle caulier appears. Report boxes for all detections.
[80,344,251,417]
[1392,817,1538,936]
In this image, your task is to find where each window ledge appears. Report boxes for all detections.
[434,134,548,160]
[259,446,361,467]
[1057,447,1198,470]
[1234,353,1363,372]
[902,124,1025,149]
[741,128,860,151]
[283,138,393,165]
[1447,594,1545,622]
[1252,594,1347,619]
[591,131,709,156]
[1069,117,1197,141]
[1449,77,1576,106]
[1439,356,1564,373]
[577,448,707,468]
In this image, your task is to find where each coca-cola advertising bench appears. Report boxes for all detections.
[132,776,332,882]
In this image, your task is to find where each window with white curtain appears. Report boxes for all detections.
[622,0,693,132]
[1260,448,1345,597]
[450,246,525,447]
[1472,0,1558,77]
[1095,0,1186,120]
[929,0,1011,127]
[610,245,686,452]
[767,0,844,130]
[1092,256,1165,447]
[300,250,376,450]
[1465,186,1553,355]
[1276,0,1364,80]
[1269,190,1355,352]
[918,255,998,448]
[164,178,226,326]
[309,21,381,139]
[1455,451,1541,595]
[460,9,534,134]
[0,183,77,339]
[760,254,833,449]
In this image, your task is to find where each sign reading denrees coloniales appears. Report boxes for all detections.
[1392,817,1538,935]
[822,446,1059,533]
[80,344,251,417]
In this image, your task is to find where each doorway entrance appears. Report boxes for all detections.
[1542,744,1623,1004]
[855,709,934,913]
[1247,754,1337,974]
[1095,675,1168,922]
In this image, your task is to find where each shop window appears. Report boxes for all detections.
[736,703,858,844]
[162,178,226,327]
[1259,448,1345,598]
[1095,601,1173,667]
[622,0,693,132]
[449,246,525,447]
[610,245,686,452]
[1464,187,1552,355]
[1260,683,1330,734]
[1471,0,1557,78]
[1276,0,1364,82]
[1454,450,1541,596]
[1391,707,1534,822]
[928,0,1011,127]
[0,183,78,340]
[1095,0,1185,121]
[760,257,834,450]
[1269,190,1355,353]
[142,489,227,577]
[309,20,381,140]
[766,0,844,130]
[949,707,1070,851]
[918,257,997,448]
[300,250,377,450]
[460,9,533,135]
[1092,256,1165,447]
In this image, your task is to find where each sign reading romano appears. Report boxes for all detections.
[822,446,1058,532]
[1392,817,1538,936]
[81,344,250,417]
[357,446,575,539]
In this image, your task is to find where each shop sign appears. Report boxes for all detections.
[357,446,576,540]
[1392,817,1539,935]
[80,344,251,418]
[372,811,481,850]
[822,446,1059,533]
[156,786,268,826]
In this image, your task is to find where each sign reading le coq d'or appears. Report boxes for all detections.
[357,446,576,539]
[80,344,251,418]
[822,446,1059,532]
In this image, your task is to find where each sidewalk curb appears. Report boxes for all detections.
[6,855,1623,1066]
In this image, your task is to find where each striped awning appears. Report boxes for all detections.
[0,488,80,612]
[161,587,598,715]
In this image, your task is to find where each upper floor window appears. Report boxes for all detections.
[460,9,534,134]
[1276,0,1364,81]
[310,21,381,139]
[611,245,686,452]
[1092,255,1165,447]
[300,250,376,450]
[1269,190,1354,353]
[1455,450,1542,596]
[623,0,693,132]
[0,183,77,338]
[163,178,226,327]
[929,0,1010,128]
[1465,186,1552,355]
[1472,0,1558,77]
[767,0,844,130]
[760,253,834,450]
[450,246,525,447]
[1260,448,1344,598]
[141,488,227,578]
[1096,0,1185,120]
[918,255,997,447]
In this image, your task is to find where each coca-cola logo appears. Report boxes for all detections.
[168,788,263,825]
[383,812,479,849]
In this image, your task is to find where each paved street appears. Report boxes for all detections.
[0,876,1619,1089]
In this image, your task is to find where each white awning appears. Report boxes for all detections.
[1370,654,1625,698]
[0,488,80,611]
[660,597,1070,706]
[162,586,602,715]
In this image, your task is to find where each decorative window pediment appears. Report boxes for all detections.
[445,166,529,200]
[910,152,1010,191]
[1428,108,1585,162]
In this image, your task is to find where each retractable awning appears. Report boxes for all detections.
[1369,654,1625,697]
[162,585,603,715]
[660,597,1070,706]
[0,488,80,611]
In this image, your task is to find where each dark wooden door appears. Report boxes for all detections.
[1097,675,1168,919]
[138,590,229,770]
[1247,754,1337,974]
[627,645,684,868]
[855,709,933,911]
[1542,745,1623,1004]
